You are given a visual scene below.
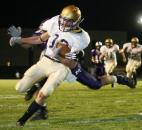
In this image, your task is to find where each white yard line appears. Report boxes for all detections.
[0,95,23,99]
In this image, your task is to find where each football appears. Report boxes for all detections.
[57,44,71,57]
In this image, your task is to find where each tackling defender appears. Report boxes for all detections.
[91,41,105,79]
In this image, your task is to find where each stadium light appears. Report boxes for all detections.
[137,16,142,24]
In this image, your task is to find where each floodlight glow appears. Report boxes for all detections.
[137,16,142,24]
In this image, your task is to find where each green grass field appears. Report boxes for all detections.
[0,80,142,130]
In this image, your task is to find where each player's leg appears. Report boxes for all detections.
[100,74,136,88]
[129,60,141,86]
[126,59,133,78]
[110,62,117,88]
[16,100,43,127]
[16,64,46,93]
[24,83,40,101]
[131,60,141,77]
[30,103,48,121]
[100,75,116,85]
[25,78,47,101]
[24,78,48,121]
[104,62,113,75]
[30,79,49,121]
[95,63,105,79]
[71,63,102,89]
[104,61,117,87]
[101,72,132,87]
[16,64,46,127]
[72,63,136,90]
[16,61,69,127]
[115,74,136,88]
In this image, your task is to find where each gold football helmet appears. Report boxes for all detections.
[59,5,82,32]
[105,38,113,48]
[95,41,102,46]
[95,41,102,50]
[131,37,139,48]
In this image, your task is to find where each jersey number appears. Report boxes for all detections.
[49,34,59,48]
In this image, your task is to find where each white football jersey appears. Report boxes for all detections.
[40,15,90,59]
[123,42,142,61]
[100,44,119,61]
[39,15,90,82]
[39,15,59,35]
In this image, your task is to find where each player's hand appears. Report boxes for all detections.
[9,37,21,46]
[8,25,22,37]
[65,52,77,60]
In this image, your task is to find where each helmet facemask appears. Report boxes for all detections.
[59,15,80,32]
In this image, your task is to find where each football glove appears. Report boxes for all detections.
[9,37,22,47]
[8,25,22,37]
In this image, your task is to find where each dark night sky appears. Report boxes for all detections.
[1,0,142,32]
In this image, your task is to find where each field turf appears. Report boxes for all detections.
[0,80,142,130]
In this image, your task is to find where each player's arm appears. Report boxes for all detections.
[119,43,130,62]
[58,56,77,69]
[9,32,50,46]
[21,32,49,44]
[119,48,127,63]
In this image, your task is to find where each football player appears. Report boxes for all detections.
[9,5,90,127]
[99,38,120,88]
[120,37,142,79]
[9,5,136,127]
[100,38,119,76]
[91,41,105,79]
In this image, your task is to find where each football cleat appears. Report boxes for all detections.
[116,74,136,88]
[16,120,25,127]
[30,107,48,121]
[111,83,114,88]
